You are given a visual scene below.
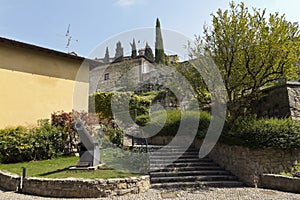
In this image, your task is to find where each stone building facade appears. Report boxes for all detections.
[89,56,154,93]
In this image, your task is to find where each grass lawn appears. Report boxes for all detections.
[0,154,140,179]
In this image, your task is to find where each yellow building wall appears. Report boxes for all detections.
[0,43,89,128]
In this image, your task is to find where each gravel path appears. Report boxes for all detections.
[1,187,300,200]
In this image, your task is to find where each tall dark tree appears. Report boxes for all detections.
[155,18,165,64]
[103,46,110,63]
[130,38,137,58]
[114,41,124,61]
[144,42,154,62]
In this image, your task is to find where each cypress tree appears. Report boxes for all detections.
[155,18,165,64]
[130,38,137,58]
[103,46,110,63]
[144,42,154,62]
[114,41,124,61]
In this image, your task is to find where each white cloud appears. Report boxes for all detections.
[114,0,139,7]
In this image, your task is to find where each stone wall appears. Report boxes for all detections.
[261,174,300,193]
[148,135,198,147]
[287,82,300,119]
[209,143,300,187]
[0,170,150,198]
[148,135,174,145]
[252,81,300,119]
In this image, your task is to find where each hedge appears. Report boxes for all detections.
[141,110,211,138]
[220,116,300,149]
[0,121,64,164]
[140,110,300,149]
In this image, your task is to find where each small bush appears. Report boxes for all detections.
[29,123,65,161]
[100,124,124,148]
[0,122,64,164]
[221,116,300,149]
[144,110,211,138]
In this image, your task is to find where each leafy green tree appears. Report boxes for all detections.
[145,42,154,62]
[114,41,124,61]
[130,38,137,58]
[190,2,300,119]
[103,46,110,63]
[155,18,165,64]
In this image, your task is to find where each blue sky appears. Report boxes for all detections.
[0,0,299,58]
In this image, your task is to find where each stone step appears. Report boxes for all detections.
[151,181,244,189]
[150,162,219,168]
[150,165,223,172]
[150,154,202,159]
[149,152,199,158]
[150,175,238,183]
[148,145,244,189]
[150,158,212,163]
[147,145,193,148]
[150,170,231,177]
[150,149,200,153]
[148,146,197,152]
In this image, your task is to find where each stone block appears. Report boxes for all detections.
[117,183,127,189]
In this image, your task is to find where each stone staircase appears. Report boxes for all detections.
[149,146,244,188]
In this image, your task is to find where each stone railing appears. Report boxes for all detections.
[208,143,300,187]
[0,170,150,198]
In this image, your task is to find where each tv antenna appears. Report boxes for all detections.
[65,24,78,50]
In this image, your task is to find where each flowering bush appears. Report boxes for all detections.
[51,110,100,154]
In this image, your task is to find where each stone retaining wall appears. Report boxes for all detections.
[0,170,150,198]
[148,135,201,147]
[209,143,300,187]
[261,174,300,193]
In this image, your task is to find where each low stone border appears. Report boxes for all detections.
[261,174,300,193]
[0,170,20,191]
[0,170,150,198]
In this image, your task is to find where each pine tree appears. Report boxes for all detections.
[103,46,110,63]
[114,41,123,61]
[144,42,154,62]
[155,18,165,64]
[130,38,137,58]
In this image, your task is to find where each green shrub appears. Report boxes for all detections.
[0,126,31,163]
[144,110,211,138]
[29,124,64,161]
[0,122,64,164]
[100,125,124,148]
[221,116,300,149]
[135,114,150,126]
